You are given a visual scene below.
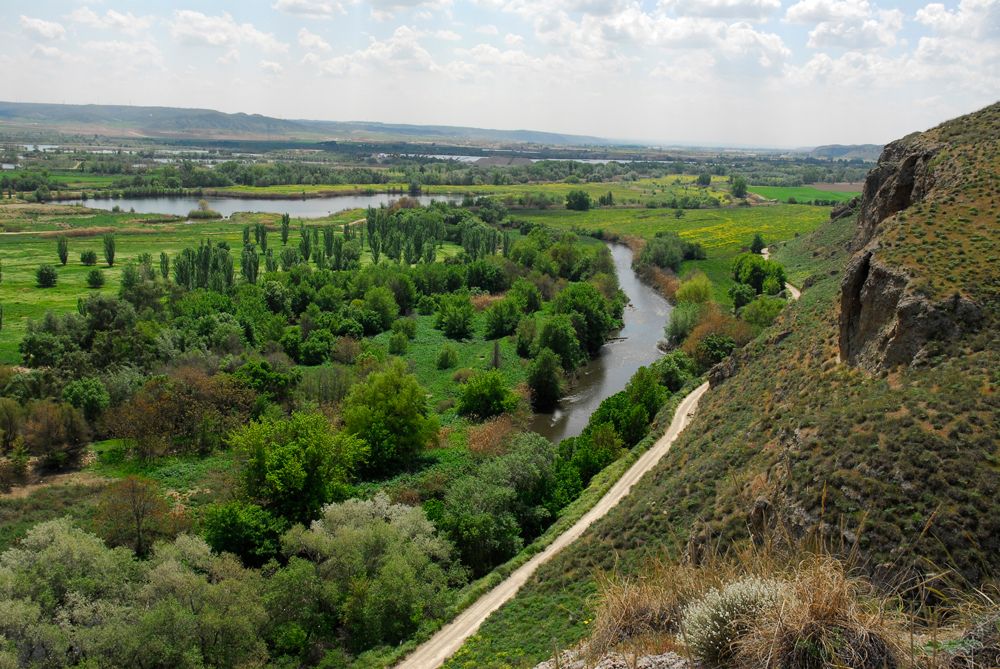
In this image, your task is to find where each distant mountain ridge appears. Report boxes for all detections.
[0,101,616,147]
[808,143,884,161]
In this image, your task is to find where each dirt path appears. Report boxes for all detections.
[395,382,711,669]
[761,247,801,300]
[1,470,109,500]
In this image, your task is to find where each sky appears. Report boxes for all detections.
[2,0,998,147]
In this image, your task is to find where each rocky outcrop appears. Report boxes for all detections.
[851,136,940,250]
[839,247,983,371]
[837,125,985,371]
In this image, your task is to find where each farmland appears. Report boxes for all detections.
[748,184,860,203]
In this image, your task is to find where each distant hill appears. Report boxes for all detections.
[808,143,883,161]
[0,101,615,147]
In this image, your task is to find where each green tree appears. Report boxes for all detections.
[484,298,520,339]
[159,251,170,280]
[435,292,475,340]
[728,282,756,310]
[342,360,438,475]
[696,172,712,186]
[742,295,786,328]
[202,500,287,567]
[750,232,766,254]
[457,370,519,420]
[103,233,116,267]
[437,344,459,369]
[538,314,585,370]
[675,273,713,304]
[565,189,592,211]
[62,377,110,422]
[280,213,291,245]
[80,249,97,266]
[230,411,367,523]
[553,281,615,357]
[732,175,748,198]
[364,285,399,332]
[527,347,564,411]
[35,264,57,288]
[56,236,68,265]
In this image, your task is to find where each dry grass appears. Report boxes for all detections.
[471,292,505,311]
[584,538,1000,669]
[467,415,516,456]
[737,555,904,668]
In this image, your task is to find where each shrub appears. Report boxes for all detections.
[86,268,105,289]
[652,350,696,391]
[437,344,459,369]
[728,283,755,310]
[750,233,766,254]
[390,317,417,340]
[80,250,98,266]
[435,292,475,340]
[388,331,407,355]
[35,264,57,288]
[565,189,592,211]
[694,333,737,370]
[736,558,902,669]
[742,296,786,329]
[666,302,703,345]
[484,298,520,339]
[202,500,287,567]
[675,273,713,304]
[682,577,786,666]
[457,370,519,420]
[468,414,515,456]
[62,377,110,422]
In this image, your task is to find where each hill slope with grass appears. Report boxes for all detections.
[445,103,999,668]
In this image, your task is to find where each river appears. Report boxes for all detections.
[70,193,461,219]
[529,243,671,443]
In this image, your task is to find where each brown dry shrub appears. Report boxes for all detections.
[737,556,904,669]
[331,336,361,364]
[681,304,753,357]
[589,560,714,661]
[390,486,422,506]
[452,368,475,384]
[471,292,504,311]
[648,266,680,300]
[468,414,515,456]
[39,226,115,238]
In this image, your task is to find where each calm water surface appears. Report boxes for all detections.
[72,193,460,218]
[529,243,671,442]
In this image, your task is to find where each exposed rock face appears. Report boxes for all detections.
[851,136,940,251]
[839,251,983,370]
[837,126,985,371]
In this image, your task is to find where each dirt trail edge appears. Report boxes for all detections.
[761,247,801,299]
[396,381,711,669]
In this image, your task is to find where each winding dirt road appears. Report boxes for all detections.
[395,381,711,669]
[761,247,801,299]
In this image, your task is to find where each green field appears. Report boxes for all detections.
[749,185,860,203]
[517,204,830,301]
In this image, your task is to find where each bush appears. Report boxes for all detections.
[682,577,786,666]
[80,250,98,266]
[202,501,287,567]
[484,298,520,339]
[694,333,737,370]
[35,264,57,288]
[457,370,519,420]
[437,344,459,369]
[435,292,475,340]
[651,350,696,391]
[665,302,702,345]
[388,331,408,355]
[742,296,786,329]
[86,268,105,289]
[62,377,110,422]
[675,273,713,304]
[728,283,755,310]
[390,317,417,339]
[565,189,592,211]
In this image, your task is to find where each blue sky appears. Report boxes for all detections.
[3,0,998,146]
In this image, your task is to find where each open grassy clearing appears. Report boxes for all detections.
[748,185,859,203]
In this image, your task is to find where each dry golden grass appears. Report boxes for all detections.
[467,414,516,456]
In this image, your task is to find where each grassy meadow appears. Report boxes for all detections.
[749,184,860,203]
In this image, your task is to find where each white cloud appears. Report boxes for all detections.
[916,0,1000,39]
[218,48,241,64]
[434,29,462,40]
[84,40,164,69]
[786,0,903,48]
[30,44,66,59]
[298,27,332,51]
[19,15,66,40]
[476,24,499,34]
[170,10,289,53]
[260,59,285,74]
[272,0,346,19]
[504,33,524,45]
[316,25,437,76]
[67,7,153,35]
[660,0,782,19]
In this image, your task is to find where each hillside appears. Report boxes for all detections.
[0,101,614,146]
[809,143,884,161]
[446,103,999,667]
